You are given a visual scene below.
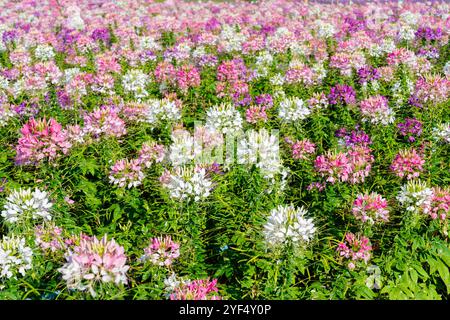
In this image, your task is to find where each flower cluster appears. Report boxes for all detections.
[390,149,425,180]
[286,138,316,160]
[137,141,166,168]
[206,103,243,136]
[278,97,311,123]
[141,236,180,267]
[397,118,422,142]
[144,98,182,126]
[15,118,71,165]
[237,129,282,179]
[359,95,395,125]
[83,106,127,139]
[169,278,221,300]
[34,224,65,253]
[0,235,33,279]
[337,233,372,270]
[109,158,145,189]
[58,235,129,297]
[397,180,433,215]
[1,188,52,224]
[263,205,316,247]
[352,193,389,225]
[160,166,213,202]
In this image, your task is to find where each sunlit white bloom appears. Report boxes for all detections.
[161,167,213,202]
[278,97,311,123]
[315,20,336,38]
[264,205,316,247]
[219,24,246,53]
[0,104,14,127]
[397,180,433,215]
[122,69,150,99]
[1,188,52,224]
[0,235,33,279]
[34,44,55,61]
[206,103,242,135]
[432,123,450,144]
[139,36,162,51]
[237,129,282,179]
[145,98,182,126]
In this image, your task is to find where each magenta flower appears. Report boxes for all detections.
[337,233,372,270]
[352,193,389,224]
[430,187,450,221]
[288,138,316,160]
[390,148,425,180]
[15,118,72,165]
[170,278,221,300]
[314,150,352,184]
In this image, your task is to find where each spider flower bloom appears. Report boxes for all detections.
[237,129,282,179]
[412,75,450,107]
[1,188,52,224]
[352,193,389,224]
[314,150,352,184]
[15,118,71,165]
[390,149,425,180]
[122,69,150,99]
[83,106,126,139]
[263,205,316,247]
[278,97,311,123]
[141,236,180,266]
[0,235,33,279]
[347,146,374,184]
[397,180,433,215]
[137,141,166,168]
[205,103,243,135]
[160,166,213,202]
[288,138,316,160]
[109,158,145,189]
[58,235,129,297]
[245,105,268,124]
[327,84,356,106]
[397,118,422,142]
[432,123,450,144]
[336,233,372,270]
[359,95,394,125]
[170,278,221,300]
[307,92,328,111]
[145,98,182,126]
[429,187,450,221]
[34,223,66,253]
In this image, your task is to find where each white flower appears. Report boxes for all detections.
[219,24,246,53]
[205,103,243,136]
[34,44,55,61]
[432,123,450,144]
[443,62,450,78]
[0,235,33,279]
[139,36,161,51]
[315,20,336,38]
[397,180,433,215]
[122,69,150,99]
[1,188,53,224]
[237,129,282,179]
[270,74,285,86]
[0,104,14,127]
[169,129,196,166]
[65,5,85,30]
[145,98,182,126]
[161,167,212,202]
[278,97,311,123]
[263,205,316,247]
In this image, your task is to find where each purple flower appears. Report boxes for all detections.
[328,84,357,106]
[397,118,422,142]
[91,28,110,43]
[357,66,380,84]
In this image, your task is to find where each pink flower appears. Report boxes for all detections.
[288,138,316,160]
[336,233,372,269]
[15,118,72,165]
[170,278,221,300]
[430,187,450,221]
[109,158,145,189]
[390,148,425,180]
[245,106,267,124]
[83,106,126,139]
[137,142,166,168]
[142,236,180,266]
[314,150,352,184]
[352,193,389,224]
